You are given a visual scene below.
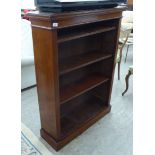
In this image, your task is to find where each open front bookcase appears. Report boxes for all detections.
[28,7,124,151]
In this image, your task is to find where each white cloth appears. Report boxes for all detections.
[121,11,133,30]
[21,19,36,89]
[21,19,34,59]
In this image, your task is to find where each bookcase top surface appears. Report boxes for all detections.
[28,6,125,29]
[28,6,126,19]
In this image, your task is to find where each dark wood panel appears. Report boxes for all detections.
[58,33,104,60]
[28,7,125,29]
[59,58,114,89]
[61,96,108,137]
[41,105,111,150]
[60,82,110,116]
[58,26,116,43]
[60,74,109,104]
[31,27,61,139]
[59,52,113,75]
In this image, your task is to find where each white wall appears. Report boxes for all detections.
[21,0,36,9]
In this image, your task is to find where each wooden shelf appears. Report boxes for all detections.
[59,52,113,75]
[58,26,116,43]
[60,74,109,104]
[61,96,110,137]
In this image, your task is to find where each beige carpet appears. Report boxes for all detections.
[21,123,52,155]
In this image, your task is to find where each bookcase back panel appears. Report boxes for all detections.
[59,58,113,87]
[58,30,117,61]
[57,19,119,40]
[60,82,111,136]
[58,35,102,60]
[60,82,110,116]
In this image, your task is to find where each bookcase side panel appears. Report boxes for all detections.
[31,26,61,140]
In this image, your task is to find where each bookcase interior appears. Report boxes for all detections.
[57,19,118,137]
[60,82,110,137]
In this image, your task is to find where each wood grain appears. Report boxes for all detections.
[59,52,113,75]
[60,74,109,104]
[31,27,61,139]
[28,6,125,150]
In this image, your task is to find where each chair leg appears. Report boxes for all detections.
[125,45,129,63]
[118,61,120,80]
[117,46,123,80]
[122,70,132,96]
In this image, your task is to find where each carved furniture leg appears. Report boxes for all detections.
[125,45,129,63]
[118,61,120,80]
[118,47,123,80]
[122,70,132,96]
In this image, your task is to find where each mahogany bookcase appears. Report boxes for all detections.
[28,7,125,150]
